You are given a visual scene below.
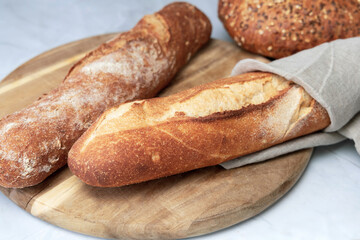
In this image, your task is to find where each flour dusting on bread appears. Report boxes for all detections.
[81,41,169,89]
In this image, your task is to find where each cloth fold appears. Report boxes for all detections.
[220,37,360,169]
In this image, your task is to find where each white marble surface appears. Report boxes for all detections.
[0,1,360,239]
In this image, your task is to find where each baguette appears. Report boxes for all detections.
[0,2,211,188]
[218,0,360,59]
[68,72,330,187]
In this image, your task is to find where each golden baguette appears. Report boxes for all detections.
[0,2,211,188]
[68,72,330,187]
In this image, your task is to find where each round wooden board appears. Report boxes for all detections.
[0,34,312,240]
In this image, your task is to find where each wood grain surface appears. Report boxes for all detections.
[0,35,312,239]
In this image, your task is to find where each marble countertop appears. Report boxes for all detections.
[1,1,359,239]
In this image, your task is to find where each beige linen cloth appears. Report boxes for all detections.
[221,37,360,169]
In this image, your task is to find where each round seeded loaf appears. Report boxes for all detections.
[218,0,360,59]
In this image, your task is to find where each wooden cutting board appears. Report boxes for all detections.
[0,34,312,240]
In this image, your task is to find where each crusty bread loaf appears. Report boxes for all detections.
[0,2,211,188]
[68,72,330,187]
[218,0,360,59]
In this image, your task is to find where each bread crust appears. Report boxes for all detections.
[68,72,330,187]
[218,0,360,58]
[0,2,211,188]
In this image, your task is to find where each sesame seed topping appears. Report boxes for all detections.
[267,46,273,51]
[259,29,264,35]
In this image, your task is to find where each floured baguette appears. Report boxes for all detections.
[0,2,211,188]
[68,72,330,187]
